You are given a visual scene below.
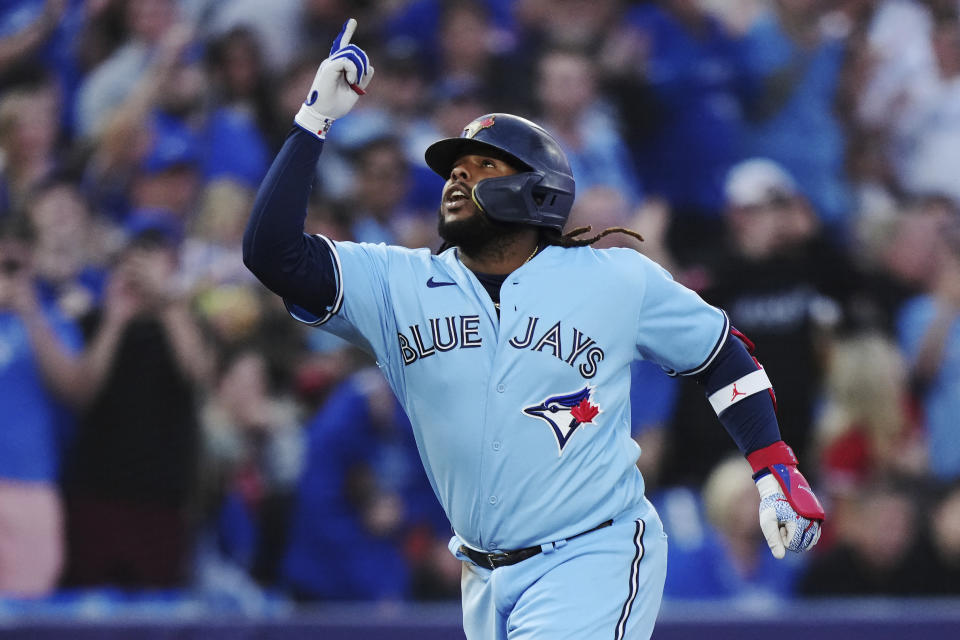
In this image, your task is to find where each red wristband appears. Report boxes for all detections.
[748,440,825,521]
[747,440,798,474]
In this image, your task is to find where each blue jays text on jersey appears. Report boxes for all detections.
[397,314,606,378]
[287,238,728,553]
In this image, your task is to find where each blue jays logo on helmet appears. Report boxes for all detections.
[462,114,496,139]
[523,387,602,455]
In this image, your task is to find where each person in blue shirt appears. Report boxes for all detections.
[282,368,452,601]
[0,220,82,596]
[0,0,86,136]
[738,0,853,230]
[898,217,960,482]
[607,0,753,261]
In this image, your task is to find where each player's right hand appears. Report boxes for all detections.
[294,18,374,139]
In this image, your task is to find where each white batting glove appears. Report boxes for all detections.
[756,473,822,558]
[294,18,374,139]
[749,441,825,559]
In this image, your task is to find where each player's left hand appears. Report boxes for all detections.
[294,18,374,139]
[756,472,822,558]
[748,441,825,559]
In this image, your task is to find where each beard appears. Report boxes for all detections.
[437,205,526,260]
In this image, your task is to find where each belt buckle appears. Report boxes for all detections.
[486,552,510,570]
[460,545,504,570]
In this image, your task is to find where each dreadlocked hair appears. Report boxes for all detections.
[435,225,644,254]
[542,225,644,247]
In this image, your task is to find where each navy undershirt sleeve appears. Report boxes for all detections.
[242,126,338,318]
[695,333,782,456]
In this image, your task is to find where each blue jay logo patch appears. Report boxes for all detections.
[462,115,496,139]
[523,387,601,455]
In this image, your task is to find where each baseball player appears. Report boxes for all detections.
[243,19,824,639]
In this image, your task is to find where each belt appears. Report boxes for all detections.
[459,519,613,570]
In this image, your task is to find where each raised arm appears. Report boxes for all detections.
[242,127,337,316]
[242,18,374,318]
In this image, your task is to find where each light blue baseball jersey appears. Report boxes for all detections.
[289,240,728,552]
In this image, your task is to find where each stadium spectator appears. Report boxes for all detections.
[920,482,960,594]
[838,1,915,219]
[798,479,929,596]
[534,46,643,204]
[661,158,855,486]
[61,227,211,588]
[382,0,517,78]
[738,0,853,229]
[357,47,435,164]
[205,27,279,153]
[199,342,304,586]
[120,116,203,232]
[343,136,434,248]
[0,0,86,136]
[854,0,935,141]
[80,19,200,221]
[282,368,453,601]
[21,179,109,322]
[0,220,82,597]
[0,0,67,76]
[513,0,620,51]
[180,178,258,294]
[0,72,63,217]
[699,0,767,36]
[892,10,960,205]
[851,193,957,333]
[629,360,679,492]
[432,0,523,112]
[897,215,960,483]
[203,0,305,73]
[84,17,268,216]
[605,0,752,261]
[75,0,182,139]
[815,332,926,492]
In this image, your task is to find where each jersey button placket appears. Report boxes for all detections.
[481,293,519,547]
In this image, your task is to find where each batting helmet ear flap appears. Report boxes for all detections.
[472,171,575,232]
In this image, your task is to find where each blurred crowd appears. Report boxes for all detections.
[2,0,960,611]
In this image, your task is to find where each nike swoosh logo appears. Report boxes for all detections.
[427,277,456,288]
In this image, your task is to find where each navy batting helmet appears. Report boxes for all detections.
[424,113,575,232]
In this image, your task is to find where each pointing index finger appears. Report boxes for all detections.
[331,18,357,54]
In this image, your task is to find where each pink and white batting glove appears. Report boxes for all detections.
[295,18,374,139]
[748,441,825,559]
